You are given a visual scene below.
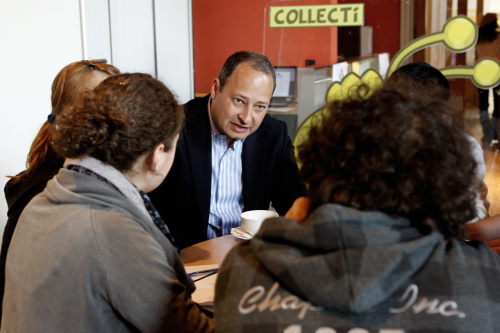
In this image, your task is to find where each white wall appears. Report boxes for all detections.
[155,0,194,104]
[0,0,84,235]
[0,0,193,243]
[83,0,194,104]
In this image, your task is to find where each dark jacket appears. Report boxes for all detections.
[148,95,305,250]
[215,204,500,332]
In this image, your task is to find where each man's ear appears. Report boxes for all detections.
[210,78,220,100]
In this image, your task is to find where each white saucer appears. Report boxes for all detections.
[231,226,252,240]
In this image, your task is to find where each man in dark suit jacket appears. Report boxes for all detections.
[149,51,305,250]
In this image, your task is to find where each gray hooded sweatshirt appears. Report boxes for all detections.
[215,204,500,332]
[2,166,213,332]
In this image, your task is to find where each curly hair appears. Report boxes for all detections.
[51,73,184,172]
[298,87,477,239]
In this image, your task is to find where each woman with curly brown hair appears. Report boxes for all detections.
[2,73,213,332]
[214,87,500,332]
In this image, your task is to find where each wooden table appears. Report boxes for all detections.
[180,235,243,266]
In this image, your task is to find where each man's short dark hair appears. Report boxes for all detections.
[218,51,276,93]
[385,62,450,101]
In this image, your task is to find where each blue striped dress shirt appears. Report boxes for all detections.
[207,102,245,239]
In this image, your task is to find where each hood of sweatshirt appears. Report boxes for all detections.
[249,203,444,314]
[42,167,147,223]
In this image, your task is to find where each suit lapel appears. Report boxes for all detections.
[184,96,212,227]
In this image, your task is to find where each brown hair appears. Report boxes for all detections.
[218,50,276,92]
[51,73,184,172]
[298,87,477,239]
[10,60,120,181]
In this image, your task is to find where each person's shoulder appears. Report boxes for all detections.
[464,133,483,154]
[183,94,210,112]
[4,167,59,212]
[463,133,486,170]
[182,95,211,128]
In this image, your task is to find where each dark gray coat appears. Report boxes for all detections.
[215,204,500,332]
[2,168,213,332]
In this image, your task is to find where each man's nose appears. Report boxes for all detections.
[238,106,252,123]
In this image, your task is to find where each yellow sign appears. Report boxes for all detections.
[270,4,364,28]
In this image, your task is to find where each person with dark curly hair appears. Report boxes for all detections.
[214,87,500,332]
[2,73,214,332]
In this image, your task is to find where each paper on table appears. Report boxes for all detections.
[185,264,219,305]
[231,226,252,240]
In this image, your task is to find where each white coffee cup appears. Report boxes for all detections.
[241,210,279,236]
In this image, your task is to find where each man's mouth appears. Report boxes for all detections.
[230,122,250,133]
